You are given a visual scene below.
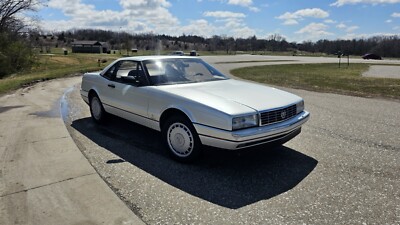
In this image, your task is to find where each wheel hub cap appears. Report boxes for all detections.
[174,133,185,147]
[168,123,194,157]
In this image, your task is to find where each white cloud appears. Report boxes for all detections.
[283,19,299,25]
[336,23,347,28]
[45,0,128,30]
[119,0,171,8]
[296,23,333,36]
[42,0,179,34]
[278,8,329,19]
[249,6,260,12]
[276,8,329,25]
[392,12,400,17]
[336,22,360,32]
[203,11,246,18]
[48,0,95,17]
[180,19,216,36]
[324,19,337,24]
[226,0,260,12]
[346,25,359,32]
[40,0,259,38]
[228,0,252,6]
[331,0,400,7]
[119,0,178,29]
[386,19,393,23]
[202,10,256,37]
[231,26,257,38]
[340,33,361,39]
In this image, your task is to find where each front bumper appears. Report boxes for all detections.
[194,111,310,150]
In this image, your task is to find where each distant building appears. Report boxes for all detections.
[71,41,109,53]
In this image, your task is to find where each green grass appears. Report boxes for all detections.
[0,53,118,95]
[231,63,400,99]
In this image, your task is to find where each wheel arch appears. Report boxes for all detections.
[159,108,194,131]
[88,89,99,102]
[160,107,203,162]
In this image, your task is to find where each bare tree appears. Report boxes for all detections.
[0,0,44,77]
[0,0,41,32]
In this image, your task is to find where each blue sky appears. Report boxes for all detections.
[35,0,400,42]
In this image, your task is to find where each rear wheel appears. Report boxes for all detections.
[90,94,107,123]
[162,115,202,162]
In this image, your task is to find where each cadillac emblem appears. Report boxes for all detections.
[281,111,287,119]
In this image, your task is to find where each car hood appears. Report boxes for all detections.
[155,79,302,115]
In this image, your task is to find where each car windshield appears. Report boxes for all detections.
[143,58,228,85]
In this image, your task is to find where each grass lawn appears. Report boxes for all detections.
[0,53,118,95]
[231,63,400,100]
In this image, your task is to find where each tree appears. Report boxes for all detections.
[0,0,40,33]
[0,0,42,78]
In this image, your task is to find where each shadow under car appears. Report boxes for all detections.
[71,115,317,209]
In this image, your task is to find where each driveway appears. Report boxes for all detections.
[0,78,145,225]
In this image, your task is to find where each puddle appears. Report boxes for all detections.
[30,102,60,118]
[60,86,75,123]
[29,86,75,120]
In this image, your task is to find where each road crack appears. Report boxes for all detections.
[0,172,96,198]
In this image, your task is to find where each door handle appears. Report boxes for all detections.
[108,84,115,88]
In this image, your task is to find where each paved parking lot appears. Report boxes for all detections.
[63,55,400,224]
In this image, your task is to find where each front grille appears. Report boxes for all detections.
[260,104,297,126]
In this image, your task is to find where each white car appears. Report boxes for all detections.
[80,56,309,162]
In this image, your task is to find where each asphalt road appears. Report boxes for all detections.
[64,55,400,224]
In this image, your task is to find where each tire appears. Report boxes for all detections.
[89,94,107,124]
[162,115,202,162]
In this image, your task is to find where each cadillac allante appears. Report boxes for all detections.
[81,56,310,162]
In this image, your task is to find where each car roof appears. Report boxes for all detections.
[118,55,197,62]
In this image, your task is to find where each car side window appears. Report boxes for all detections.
[103,64,117,80]
[113,60,147,86]
[116,61,137,79]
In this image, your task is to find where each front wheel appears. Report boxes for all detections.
[162,116,202,162]
[90,95,107,124]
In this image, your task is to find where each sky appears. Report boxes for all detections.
[34,0,400,42]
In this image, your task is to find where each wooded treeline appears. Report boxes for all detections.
[55,29,400,58]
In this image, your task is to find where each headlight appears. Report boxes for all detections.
[296,100,305,114]
[232,114,258,130]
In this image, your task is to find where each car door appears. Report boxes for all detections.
[102,60,150,124]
